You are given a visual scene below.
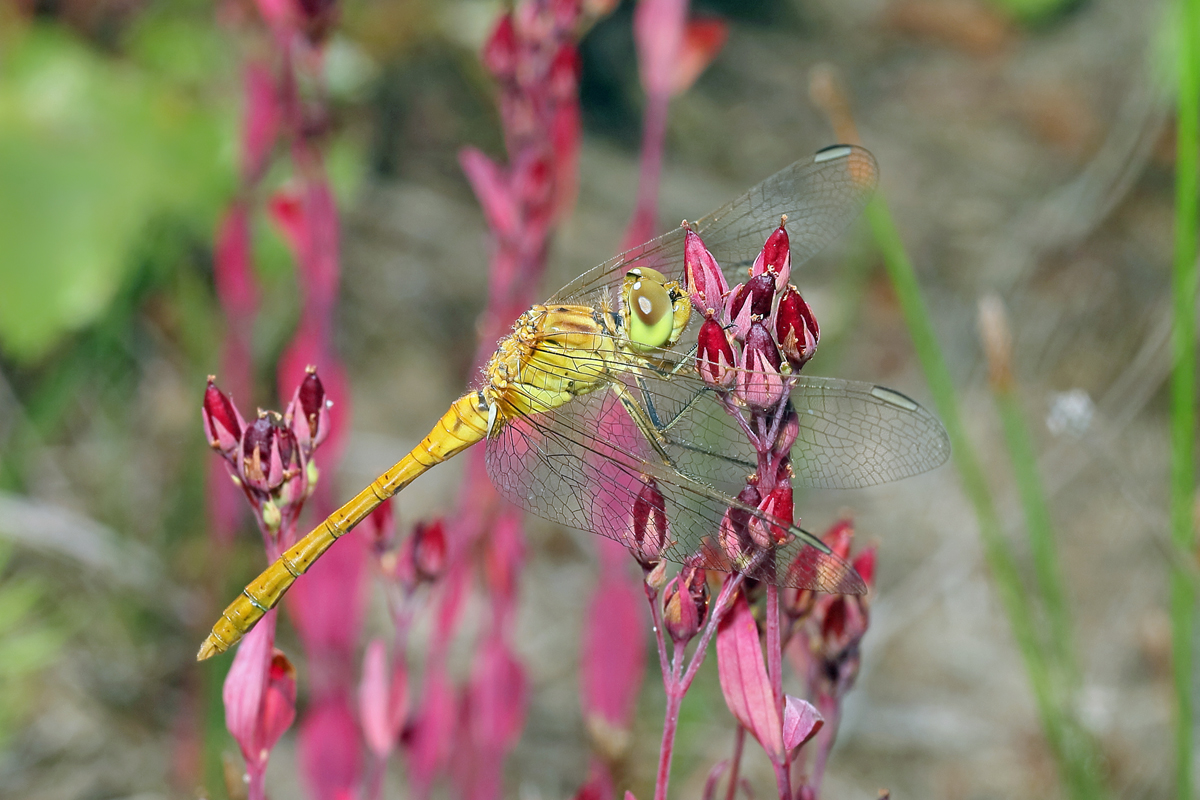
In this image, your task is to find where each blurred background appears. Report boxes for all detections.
[0,0,1184,798]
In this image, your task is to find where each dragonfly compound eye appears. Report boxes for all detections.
[627,268,674,348]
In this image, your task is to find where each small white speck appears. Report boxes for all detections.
[638,297,653,314]
[1046,389,1094,438]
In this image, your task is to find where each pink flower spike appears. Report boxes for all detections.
[782,695,824,752]
[752,222,791,289]
[684,228,727,312]
[359,639,409,759]
[716,590,784,761]
[460,147,517,239]
[240,62,280,182]
[582,571,645,753]
[736,322,786,409]
[670,17,729,96]
[203,378,245,460]
[404,671,456,792]
[299,697,362,800]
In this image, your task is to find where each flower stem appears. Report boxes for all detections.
[654,645,686,800]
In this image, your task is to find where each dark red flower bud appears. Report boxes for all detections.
[202,378,244,460]
[287,366,331,455]
[296,0,338,44]
[684,228,727,313]
[696,317,737,388]
[662,565,708,644]
[748,484,793,548]
[240,413,285,494]
[745,272,776,319]
[776,286,819,370]
[626,478,669,568]
[752,220,791,289]
[410,519,447,583]
[482,14,518,80]
[736,322,785,409]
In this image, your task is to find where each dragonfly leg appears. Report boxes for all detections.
[609,381,678,469]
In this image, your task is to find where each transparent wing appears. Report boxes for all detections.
[484,380,866,593]
[500,331,951,491]
[549,145,878,306]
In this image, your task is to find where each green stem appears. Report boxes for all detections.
[993,388,1078,686]
[1170,0,1199,796]
[866,198,1106,800]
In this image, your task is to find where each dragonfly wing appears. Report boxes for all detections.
[622,360,951,490]
[550,145,878,305]
[484,384,864,593]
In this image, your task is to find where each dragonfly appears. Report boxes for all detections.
[197,144,950,661]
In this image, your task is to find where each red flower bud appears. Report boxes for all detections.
[747,484,793,548]
[776,287,819,370]
[724,282,755,342]
[684,228,727,313]
[745,272,776,319]
[202,378,245,461]
[626,478,669,568]
[482,13,518,80]
[751,220,791,290]
[695,317,737,388]
[736,322,785,409]
[286,366,331,455]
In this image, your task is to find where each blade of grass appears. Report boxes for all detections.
[866,198,1107,800]
[1170,0,1199,795]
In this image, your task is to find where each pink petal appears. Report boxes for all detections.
[581,570,647,729]
[716,591,784,761]
[782,695,824,751]
[670,17,728,96]
[287,520,368,676]
[299,697,363,800]
[633,0,687,98]
[259,649,297,754]
[460,147,516,238]
[222,612,274,764]
[359,639,394,758]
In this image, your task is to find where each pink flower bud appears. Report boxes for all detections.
[626,477,669,568]
[751,221,791,290]
[719,484,760,565]
[776,286,819,369]
[202,378,245,460]
[736,322,786,409]
[724,282,755,342]
[662,566,708,644]
[240,413,286,494]
[286,366,331,455]
[684,228,727,313]
[696,317,737,388]
[482,13,518,80]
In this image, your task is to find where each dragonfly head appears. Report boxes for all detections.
[622,267,691,353]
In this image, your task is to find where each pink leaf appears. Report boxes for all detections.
[782,695,824,751]
[670,17,728,96]
[581,569,646,730]
[223,613,273,764]
[460,147,516,239]
[716,591,784,761]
